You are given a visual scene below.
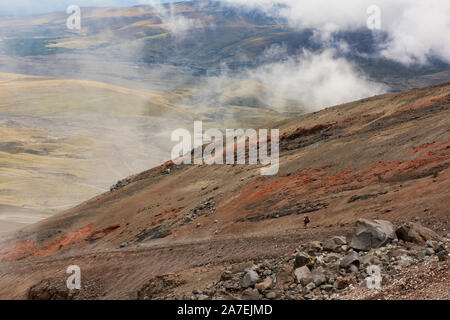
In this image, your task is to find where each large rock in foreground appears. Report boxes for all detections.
[396,221,441,244]
[347,219,396,251]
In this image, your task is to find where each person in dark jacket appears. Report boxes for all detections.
[303,215,310,228]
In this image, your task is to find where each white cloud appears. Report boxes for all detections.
[195,49,386,113]
[248,49,386,111]
[137,0,206,36]
[222,0,450,65]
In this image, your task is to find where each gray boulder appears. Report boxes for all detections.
[396,222,441,244]
[347,219,396,251]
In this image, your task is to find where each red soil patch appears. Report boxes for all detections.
[432,139,450,151]
[398,94,449,113]
[0,225,94,261]
[0,239,36,261]
[410,142,435,154]
[150,207,184,224]
[219,142,449,218]
[86,224,120,241]
[282,123,334,141]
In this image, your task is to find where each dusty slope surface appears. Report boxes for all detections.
[0,72,288,225]
[0,72,197,221]
[0,83,449,299]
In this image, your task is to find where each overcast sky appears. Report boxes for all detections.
[0,0,178,16]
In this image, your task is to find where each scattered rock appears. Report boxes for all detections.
[398,255,416,267]
[294,266,313,286]
[390,248,409,258]
[265,291,278,299]
[275,266,294,289]
[321,284,334,292]
[294,252,311,269]
[360,254,381,266]
[119,242,128,248]
[255,278,273,292]
[324,236,347,252]
[306,241,323,255]
[220,271,232,281]
[334,278,349,290]
[241,270,260,288]
[340,251,360,269]
[311,268,327,286]
[137,275,185,300]
[305,282,316,291]
[437,250,447,261]
[241,288,261,300]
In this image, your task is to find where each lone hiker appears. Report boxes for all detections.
[303,215,310,228]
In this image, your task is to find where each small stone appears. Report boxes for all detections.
[323,236,346,252]
[391,248,409,258]
[306,241,323,254]
[265,291,278,299]
[294,266,313,286]
[426,240,437,249]
[334,278,349,290]
[311,268,327,286]
[398,255,416,267]
[321,284,334,292]
[437,250,447,261]
[220,271,232,281]
[303,292,315,300]
[416,250,427,260]
[294,252,311,269]
[241,270,260,288]
[241,288,261,300]
[119,242,128,248]
[305,282,316,291]
[255,277,273,292]
[349,264,359,273]
[340,251,360,269]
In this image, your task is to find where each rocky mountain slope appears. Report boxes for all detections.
[2,1,450,226]
[0,82,448,299]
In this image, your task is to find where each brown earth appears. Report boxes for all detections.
[0,83,449,299]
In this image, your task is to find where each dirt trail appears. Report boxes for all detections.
[0,225,350,299]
